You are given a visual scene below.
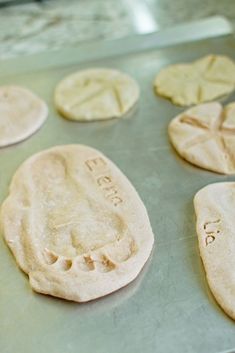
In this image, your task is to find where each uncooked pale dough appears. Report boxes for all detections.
[168,102,235,174]
[194,182,235,320]
[54,68,139,121]
[0,86,48,147]
[1,145,154,302]
[154,55,235,106]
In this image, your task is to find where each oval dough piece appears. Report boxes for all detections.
[54,68,139,121]
[168,102,235,174]
[0,86,48,147]
[194,182,235,320]
[0,145,154,302]
[154,55,235,106]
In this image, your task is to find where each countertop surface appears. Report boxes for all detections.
[0,0,235,59]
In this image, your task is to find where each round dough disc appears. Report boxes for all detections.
[0,144,154,302]
[54,68,139,121]
[0,86,48,147]
[154,55,235,106]
[194,182,235,320]
[168,102,235,174]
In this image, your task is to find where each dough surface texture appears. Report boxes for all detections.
[194,182,235,320]
[1,145,154,302]
[0,85,48,147]
[168,102,235,174]
[54,68,139,121]
[154,55,235,106]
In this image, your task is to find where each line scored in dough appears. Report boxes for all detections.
[194,182,235,320]
[0,85,48,147]
[168,102,235,174]
[154,55,235,106]
[0,144,154,302]
[54,68,139,121]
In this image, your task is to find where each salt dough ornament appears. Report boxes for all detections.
[194,182,235,320]
[0,86,48,147]
[1,145,154,302]
[54,68,139,121]
[168,102,235,174]
[154,55,235,106]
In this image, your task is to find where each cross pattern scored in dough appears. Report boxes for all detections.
[168,102,235,174]
[0,145,154,302]
[154,55,235,106]
[54,68,139,121]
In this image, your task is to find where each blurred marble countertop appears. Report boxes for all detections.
[0,0,235,60]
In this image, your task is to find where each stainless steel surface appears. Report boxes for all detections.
[0,19,235,353]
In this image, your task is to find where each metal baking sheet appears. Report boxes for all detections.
[1,17,235,353]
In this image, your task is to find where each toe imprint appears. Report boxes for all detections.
[1,145,154,302]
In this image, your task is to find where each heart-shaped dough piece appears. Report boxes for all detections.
[154,55,235,106]
[0,86,48,147]
[54,68,139,121]
[194,182,235,320]
[168,102,235,174]
[1,145,154,302]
